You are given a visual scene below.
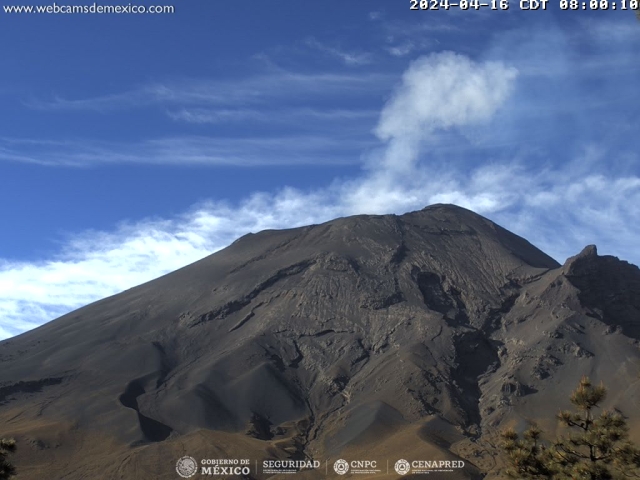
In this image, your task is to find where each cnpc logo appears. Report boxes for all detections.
[333,459,378,475]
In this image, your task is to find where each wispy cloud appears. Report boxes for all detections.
[0,134,372,167]
[305,38,373,66]
[27,70,392,113]
[377,18,452,59]
[385,42,417,57]
[166,107,378,125]
[11,66,390,168]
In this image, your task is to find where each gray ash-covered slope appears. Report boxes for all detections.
[1,204,639,480]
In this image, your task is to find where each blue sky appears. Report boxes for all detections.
[1,2,639,338]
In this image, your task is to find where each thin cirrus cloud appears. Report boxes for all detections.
[386,42,417,58]
[165,107,379,125]
[18,69,388,168]
[0,134,374,167]
[2,46,640,339]
[304,37,373,66]
[26,70,393,113]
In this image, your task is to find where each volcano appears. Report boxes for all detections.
[1,204,639,479]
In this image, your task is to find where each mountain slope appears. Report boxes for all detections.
[1,204,638,479]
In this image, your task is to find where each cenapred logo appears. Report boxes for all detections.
[394,459,411,476]
[176,456,198,478]
[333,459,349,475]
[394,458,465,475]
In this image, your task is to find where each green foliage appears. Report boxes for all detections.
[500,377,640,479]
[0,438,16,480]
[501,425,555,478]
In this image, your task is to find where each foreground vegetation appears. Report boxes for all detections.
[0,438,16,480]
[501,377,640,479]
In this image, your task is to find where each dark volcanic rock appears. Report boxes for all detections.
[1,204,639,480]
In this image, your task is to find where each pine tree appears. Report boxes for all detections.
[500,377,640,479]
[0,438,16,480]
[501,425,554,478]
